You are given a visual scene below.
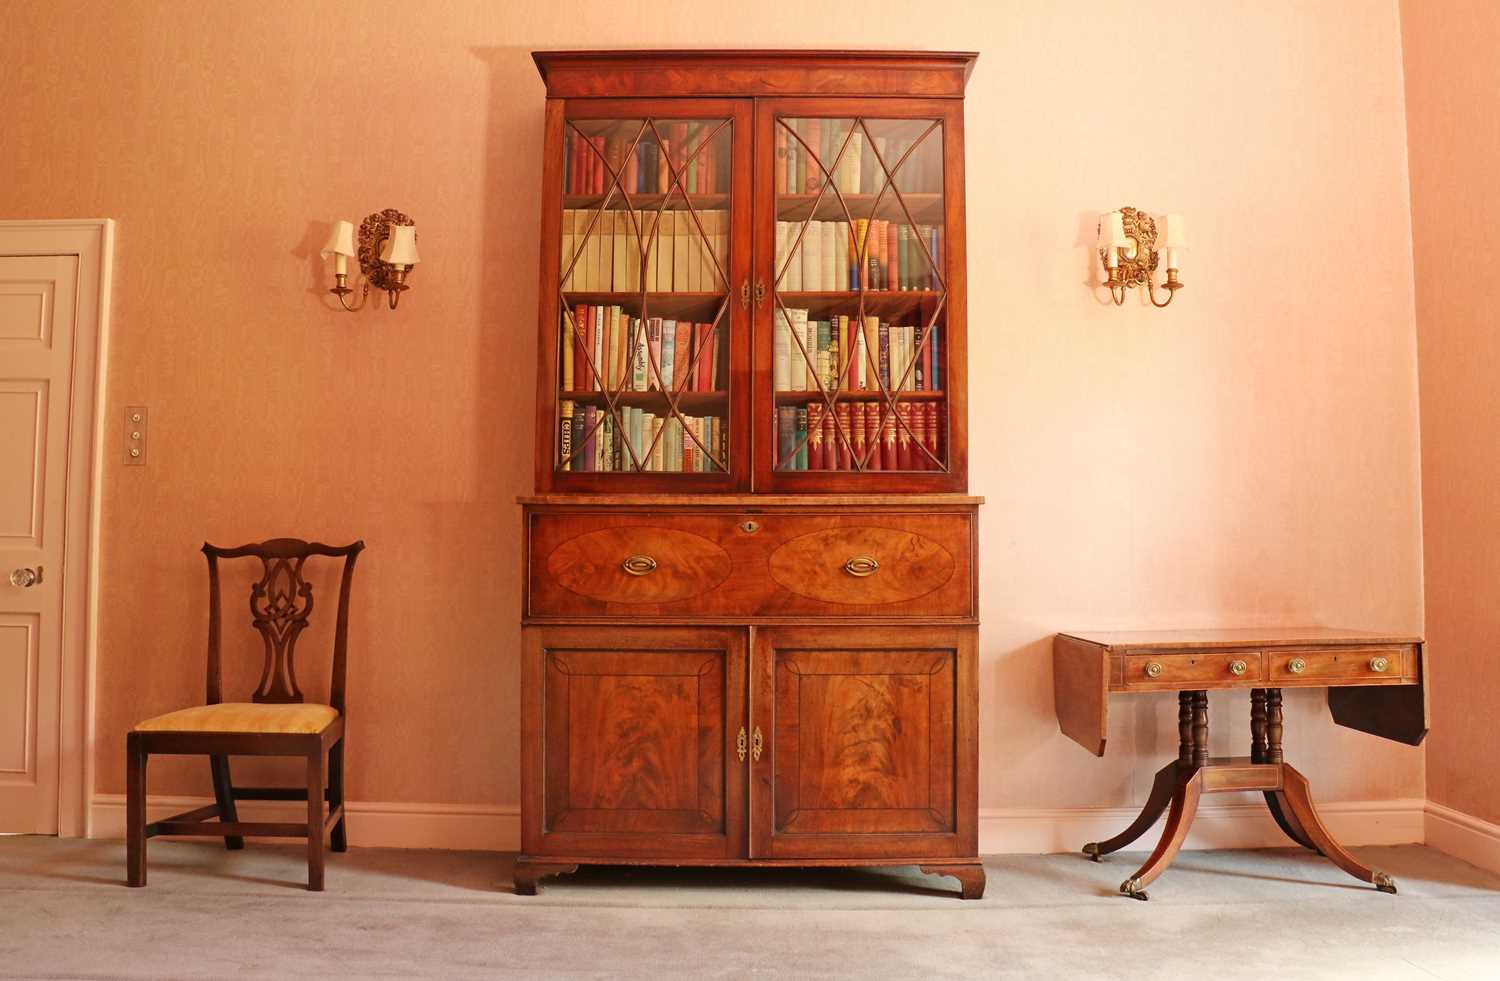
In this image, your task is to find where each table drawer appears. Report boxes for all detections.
[1121,651,1265,690]
[1268,647,1411,684]
[527,509,974,618]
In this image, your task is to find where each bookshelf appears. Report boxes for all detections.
[520,50,983,900]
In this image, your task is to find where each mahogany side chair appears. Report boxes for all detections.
[126,538,365,891]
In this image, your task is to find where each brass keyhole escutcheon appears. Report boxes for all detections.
[751,726,764,762]
[1145,661,1164,679]
[622,554,657,576]
[843,555,879,577]
[740,520,760,534]
[1229,659,1248,676]
[1369,656,1389,673]
[1288,657,1307,675]
[736,726,747,763]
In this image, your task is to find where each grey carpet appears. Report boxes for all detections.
[2,838,1498,979]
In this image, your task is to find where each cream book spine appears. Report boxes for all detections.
[802,220,821,292]
[788,308,808,390]
[774,309,791,392]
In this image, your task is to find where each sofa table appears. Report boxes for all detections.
[1053,628,1427,900]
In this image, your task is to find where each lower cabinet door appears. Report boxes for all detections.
[750,625,977,859]
[522,625,748,859]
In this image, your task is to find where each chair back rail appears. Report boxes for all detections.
[202,538,365,713]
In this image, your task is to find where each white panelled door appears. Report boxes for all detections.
[0,254,78,834]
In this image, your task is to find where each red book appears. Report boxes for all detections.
[850,403,868,470]
[926,402,941,468]
[822,405,838,469]
[593,136,607,192]
[807,403,825,470]
[882,225,894,294]
[880,407,898,470]
[864,403,881,471]
[673,321,692,393]
[705,327,720,389]
[574,304,592,388]
[694,323,713,391]
[625,147,639,193]
[836,404,853,470]
[805,119,822,191]
[896,404,913,471]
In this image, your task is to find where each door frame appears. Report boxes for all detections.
[0,219,114,837]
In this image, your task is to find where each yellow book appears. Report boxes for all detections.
[561,310,576,390]
[560,209,576,289]
[672,208,689,292]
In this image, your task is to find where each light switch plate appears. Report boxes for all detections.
[124,406,147,465]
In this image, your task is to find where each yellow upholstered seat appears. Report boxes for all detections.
[134,702,338,735]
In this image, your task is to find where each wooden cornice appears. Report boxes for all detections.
[531,49,979,99]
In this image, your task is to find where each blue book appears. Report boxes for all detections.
[930,325,940,391]
[661,320,676,389]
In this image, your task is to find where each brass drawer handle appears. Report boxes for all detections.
[1145,661,1164,679]
[1369,656,1389,673]
[1288,657,1307,675]
[751,726,763,762]
[1229,659,1248,676]
[736,726,747,763]
[622,554,657,576]
[844,555,880,577]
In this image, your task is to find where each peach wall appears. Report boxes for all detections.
[0,1,1424,821]
[1402,0,1500,826]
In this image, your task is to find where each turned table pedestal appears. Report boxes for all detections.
[1054,628,1427,901]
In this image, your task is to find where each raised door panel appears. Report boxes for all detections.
[751,625,976,859]
[521,626,746,858]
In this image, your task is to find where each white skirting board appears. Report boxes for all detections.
[90,795,1425,854]
[1424,801,1500,877]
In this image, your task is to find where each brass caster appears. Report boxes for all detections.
[1082,842,1103,862]
[1120,878,1148,901]
[1372,871,1398,895]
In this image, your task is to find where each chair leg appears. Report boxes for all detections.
[209,755,245,851]
[329,739,348,853]
[126,735,147,887]
[306,748,326,891]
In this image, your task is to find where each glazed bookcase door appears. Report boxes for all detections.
[521,625,749,859]
[753,98,968,493]
[536,98,753,492]
[749,625,977,859]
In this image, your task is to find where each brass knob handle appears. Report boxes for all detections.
[1229,659,1248,676]
[844,555,879,577]
[1369,656,1389,673]
[622,554,657,576]
[736,726,747,763]
[1288,657,1307,675]
[751,726,764,762]
[8,567,40,588]
[1145,661,1164,679]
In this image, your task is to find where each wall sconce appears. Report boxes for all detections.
[321,209,421,311]
[1097,208,1185,307]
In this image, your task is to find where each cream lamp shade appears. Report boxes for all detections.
[381,224,420,266]
[321,220,356,258]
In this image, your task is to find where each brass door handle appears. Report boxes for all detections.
[622,554,657,576]
[1229,659,1248,676]
[736,726,747,763]
[1288,657,1307,675]
[8,567,41,588]
[1144,661,1164,678]
[1369,656,1389,673]
[751,726,763,762]
[843,555,879,577]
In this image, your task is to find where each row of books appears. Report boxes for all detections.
[775,121,941,196]
[774,311,940,393]
[563,305,722,393]
[776,401,944,472]
[775,220,940,292]
[562,210,727,293]
[560,401,724,473]
[564,123,725,195]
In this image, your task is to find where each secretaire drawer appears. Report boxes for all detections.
[1120,651,1266,690]
[1267,647,1413,684]
[526,509,975,619]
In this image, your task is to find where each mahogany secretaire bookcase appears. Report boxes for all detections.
[518,50,983,899]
